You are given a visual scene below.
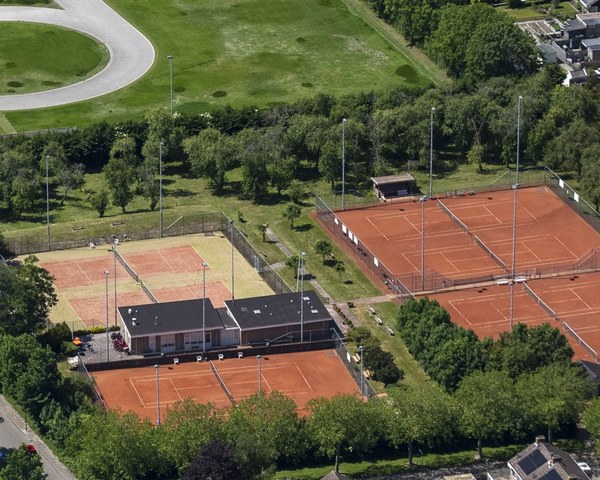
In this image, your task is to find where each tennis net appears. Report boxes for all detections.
[473,235,509,273]
[113,247,139,282]
[140,279,158,304]
[437,199,470,235]
[522,282,558,320]
[210,361,235,404]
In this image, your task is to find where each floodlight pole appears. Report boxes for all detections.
[429,107,435,198]
[421,197,426,291]
[167,55,174,115]
[104,271,110,362]
[257,354,262,393]
[359,345,365,400]
[230,220,235,302]
[509,96,523,331]
[202,261,207,353]
[113,244,117,326]
[154,365,160,426]
[300,252,306,343]
[159,141,164,238]
[46,155,50,251]
[341,118,347,210]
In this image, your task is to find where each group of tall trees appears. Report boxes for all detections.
[2,64,600,222]
[368,0,539,83]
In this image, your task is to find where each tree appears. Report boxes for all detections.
[258,223,269,242]
[0,256,57,336]
[283,203,301,228]
[384,382,455,466]
[455,370,518,459]
[235,129,270,202]
[103,137,137,213]
[363,345,403,384]
[0,446,46,480]
[583,398,600,452]
[335,261,346,282]
[158,399,224,474]
[180,439,241,480]
[314,240,333,264]
[579,144,600,210]
[308,394,381,473]
[225,392,304,476]
[183,128,235,191]
[65,411,159,480]
[0,335,60,420]
[87,188,109,217]
[517,363,592,443]
[285,254,299,275]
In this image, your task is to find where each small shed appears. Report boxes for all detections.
[371,173,416,200]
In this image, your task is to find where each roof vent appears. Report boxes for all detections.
[311,309,318,314]
[253,309,261,314]
[128,308,132,314]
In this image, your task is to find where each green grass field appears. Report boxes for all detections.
[0,23,108,94]
[5,0,435,131]
[498,0,578,21]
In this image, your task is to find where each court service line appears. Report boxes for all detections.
[439,251,460,272]
[170,378,184,402]
[447,300,469,323]
[553,236,578,259]
[75,262,94,285]
[129,378,147,408]
[482,205,503,225]
[365,216,391,242]
[520,242,541,262]
[295,364,313,392]
[570,289,592,310]
[520,204,540,224]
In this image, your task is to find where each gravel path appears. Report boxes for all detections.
[0,0,155,111]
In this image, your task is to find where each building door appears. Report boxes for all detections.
[160,334,176,353]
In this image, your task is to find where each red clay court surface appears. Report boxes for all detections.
[432,281,594,361]
[335,186,600,283]
[41,257,132,289]
[93,350,360,421]
[122,245,206,277]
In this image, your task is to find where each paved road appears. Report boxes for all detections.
[0,394,77,480]
[0,0,155,111]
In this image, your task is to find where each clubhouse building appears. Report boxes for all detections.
[117,291,334,355]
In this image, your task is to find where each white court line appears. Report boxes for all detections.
[295,364,313,392]
[261,374,272,392]
[129,378,146,408]
[520,241,541,262]
[483,206,502,224]
[170,378,184,401]
[366,217,390,241]
[553,236,578,259]
[571,289,592,310]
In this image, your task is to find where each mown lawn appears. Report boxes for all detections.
[0,23,108,95]
[5,0,432,131]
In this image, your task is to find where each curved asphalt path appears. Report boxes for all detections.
[0,0,155,111]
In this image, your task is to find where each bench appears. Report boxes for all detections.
[386,326,395,336]
[368,306,376,315]
[72,225,85,231]
[375,316,383,325]
[111,221,124,227]
[364,369,372,379]
[352,354,361,364]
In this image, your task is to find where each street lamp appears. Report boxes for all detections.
[46,155,50,251]
[154,364,160,426]
[257,354,262,393]
[230,220,235,302]
[104,271,110,362]
[359,345,365,400]
[167,55,174,115]
[509,96,523,331]
[202,261,207,353]
[341,118,347,210]
[420,196,426,291]
[429,106,435,198]
[300,252,306,343]
[159,141,164,238]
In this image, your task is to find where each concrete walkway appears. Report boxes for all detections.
[0,0,155,111]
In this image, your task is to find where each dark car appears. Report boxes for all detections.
[0,447,15,468]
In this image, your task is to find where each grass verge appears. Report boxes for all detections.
[0,23,108,95]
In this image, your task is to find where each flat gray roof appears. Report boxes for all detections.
[371,173,415,185]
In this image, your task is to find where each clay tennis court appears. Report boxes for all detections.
[32,234,273,330]
[334,186,598,283]
[432,282,594,361]
[92,349,360,420]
